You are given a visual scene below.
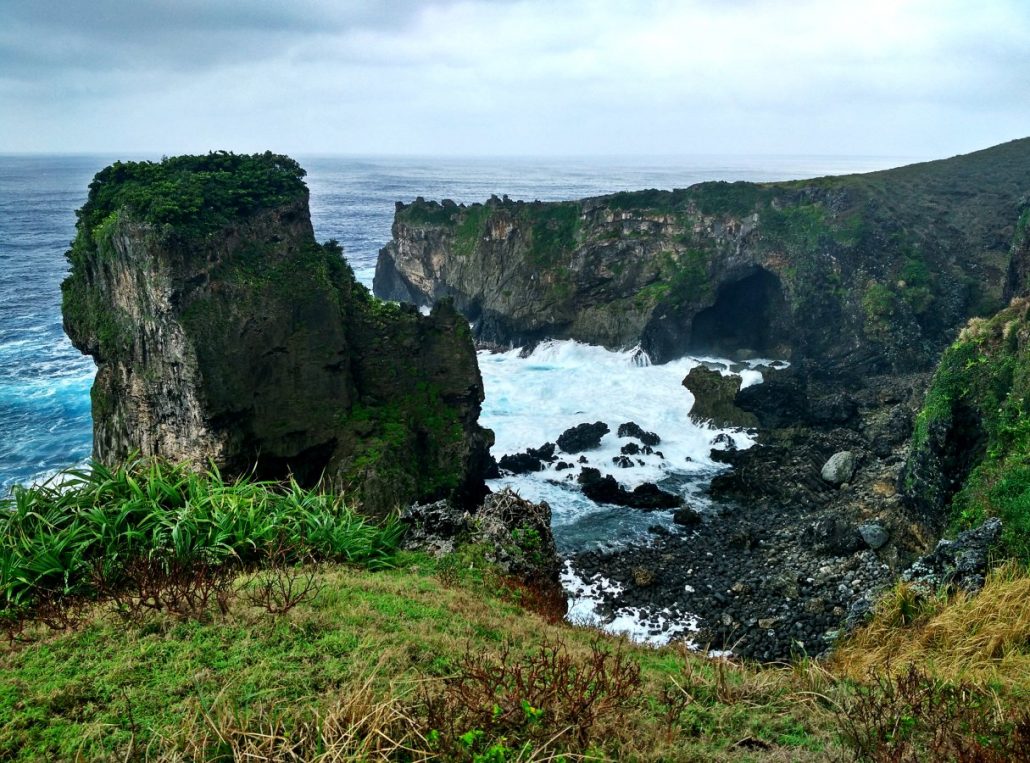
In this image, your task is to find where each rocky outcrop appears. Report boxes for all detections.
[577,467,682,509]
[900,297,1030,555]
[682,366,757,428]
[376,139,1030,373]
[401,488,562,588]
[62,153,493,516]
[1003,205,1030,300]
[556,421,609,453]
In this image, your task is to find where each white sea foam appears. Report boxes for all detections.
[479,340,781,549]
[561,561,700,647]
[479,339,785,643]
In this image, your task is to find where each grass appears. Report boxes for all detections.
[832,562,1030,691]
[0,554,841,762]
[5,549,1025,761]
[1,460,1028,760]
[0,458,402,618]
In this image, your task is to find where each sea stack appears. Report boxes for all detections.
[62,152,493,516]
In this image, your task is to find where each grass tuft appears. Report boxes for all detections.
[0,457,402,622]
[832,562,1030,690]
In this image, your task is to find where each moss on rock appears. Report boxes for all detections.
[902,297,1030,559]
[62,154,492,517]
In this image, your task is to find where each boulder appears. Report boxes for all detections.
[498,452,544,475]
[617,422,661,446]
[557,421,610,453]
[821,451,857,485]
[858,522,890,550]
[672,506,703,527]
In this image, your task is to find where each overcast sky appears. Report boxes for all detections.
[2,0,1027,157]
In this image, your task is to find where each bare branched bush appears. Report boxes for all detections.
[102,553,236,624]
[426,635,642,756]
[836,663,1030,762]
[244,548,323,615]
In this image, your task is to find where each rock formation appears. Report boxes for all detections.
[682,366,757,428]
[62,152,493,516]
[376,139,1030,374]
[901,296,1030,556]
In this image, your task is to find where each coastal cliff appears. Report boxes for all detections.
[62,152,493,516]
[376,138,1030,372]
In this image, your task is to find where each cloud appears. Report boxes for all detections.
[1,0,1027,155]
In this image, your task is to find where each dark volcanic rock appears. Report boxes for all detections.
[497,441,558,475]
[527,442,557,461]
[672,506,703,527]
[557,421,610,453]
[711,433,737,452]
[802,516,863,555]
[682,366,758,428]
[735,367,810,428]
[617,422,660,446]
[62,154,493,517]
[901,517,1002,594]
[578,468,682,509]
[498,452,544,475]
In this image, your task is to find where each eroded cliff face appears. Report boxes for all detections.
[376,138,1030,373]
[63,153,493,516]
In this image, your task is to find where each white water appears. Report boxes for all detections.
[479,340,782,549]
[477,339,786,644]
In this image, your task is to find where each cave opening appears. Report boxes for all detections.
[690,268,790,357]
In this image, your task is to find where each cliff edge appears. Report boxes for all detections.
[375,138,1030,374]
[62,152,493,516]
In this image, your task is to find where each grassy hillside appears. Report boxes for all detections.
[2,463,1028,761]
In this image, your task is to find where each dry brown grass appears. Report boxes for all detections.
[830,562,1030,690]
[160,656,436,762]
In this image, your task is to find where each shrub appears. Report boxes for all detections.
[835,664,1030,762]
[425,635,642,756]
[0,457,403,622]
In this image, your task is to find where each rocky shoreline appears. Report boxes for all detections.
[495,361,960,660]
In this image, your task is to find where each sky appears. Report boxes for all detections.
[1,0,1028,158]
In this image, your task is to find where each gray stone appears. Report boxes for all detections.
[859,522,890,550]
[820,451,857,485]
[901,517,1002,594]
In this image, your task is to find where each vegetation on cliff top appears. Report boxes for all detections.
[2,464,1028,760]
[62,152,312,359]
[72,151,307,252]
[907,298,1030,560]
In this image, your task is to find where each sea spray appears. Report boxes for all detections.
[478,339,784,642]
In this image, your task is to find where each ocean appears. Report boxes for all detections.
[0,153,903,512]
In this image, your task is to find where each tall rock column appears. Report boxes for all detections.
[63,152,492,516]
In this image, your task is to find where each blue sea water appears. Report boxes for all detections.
[0,153,906,496]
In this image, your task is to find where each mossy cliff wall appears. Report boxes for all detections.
[375,138,1030,373]
[901,292,1030,561]
[63,153,493,516]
